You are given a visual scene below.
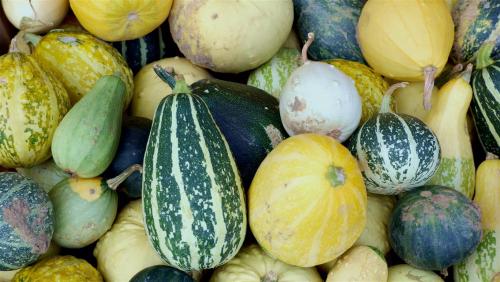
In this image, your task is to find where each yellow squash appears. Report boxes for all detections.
[425,66,475,198]
[69,0,172,42]
[249,133,367,267]
[327,59,389,124]
[28,31,133,107]
[393,82,438,121]
[326,246,388,282]
[357,0,454,110]
[12,256,102,282]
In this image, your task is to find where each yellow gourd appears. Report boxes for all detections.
[357,0,454,110]
[425,65,475,198]
[326,246,388,282]
[69,0,173,41]
[393,82,438,121]
[249,133,367,267]
[12,256,102,282]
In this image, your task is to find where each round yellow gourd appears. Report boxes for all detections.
[93,200,166,282]
[12,256,102,282]
[210,244,322,282]
[326,246,388,282]
[393,82,439,121]
[249,133,367,267]
[388,264,443,282]
[357,0,454,110]
[69,0,172,42]
[131,57,212,119]
[327,59,389,124]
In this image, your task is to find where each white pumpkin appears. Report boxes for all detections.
[2,0,68,33]
[388,264,443,282]
[210,244,322,282]
[326,245,388,282]
[131,57,212,120]
[279,33,362,142]
[93,200,166,282]
[169,0,293,73]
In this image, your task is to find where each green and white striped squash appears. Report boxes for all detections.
[349,83,441,195]
[471,43,500,156]
[247,48,301,99]
[142,72,246,271]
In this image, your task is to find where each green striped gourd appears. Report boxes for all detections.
[247,48,301,99]
[454,155,500,282]
[0,52,70,168]
[142,68,246,271]
[470,43,500,156]
[51,75,126,178]
[349,83,441,195]
[425,66,475,198]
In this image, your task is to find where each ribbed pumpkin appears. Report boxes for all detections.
[249,133,367,267]
[454,155,500,282]
[27,30,133,106]
[357,0,454,110]
[327,59,389,124]
[12,256,102,282]
[69,0,173,42]
[349,83,441,195]
[0,52,70,168]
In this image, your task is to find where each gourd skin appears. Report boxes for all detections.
[131,266,194,282]
[425,72,475,199]
[249,133,367,267]
[16,159,70,193]
[0,52,70,168]
[326,246,388,282]
[393,82,438,121]
[1,0,69,33]
[210,245,322,282]
[387,264,443,282]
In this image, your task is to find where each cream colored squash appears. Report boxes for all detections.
[69,0,172,41]
[357,0,454,110]
[388,264,443,282]
[93,200,166,282]
[169,0,293,73]
[131,57,212,119]
[0,270,18,282]
[2,0,69,33]
[210,244,322,282]
[326,246,388,282]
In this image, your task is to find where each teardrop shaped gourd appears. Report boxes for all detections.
[51,75,126,178]
[249,133,367,267]
[49,165,140,248]
[0,52,70,168]
[425,66,475,199]
[349,83,441,195]
[357,0,454,110]
[454,155,500,282]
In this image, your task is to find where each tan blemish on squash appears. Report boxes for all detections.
[211,13,218,20]
[326,129,342,139]
[290,96,306,112]
[264,125,283,148]
[69,177,103,201]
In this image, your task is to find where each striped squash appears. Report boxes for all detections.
[28,30,133,107]
[142,77,246,271]
[0,52,70,168]
[425,66,475,198]
[471,43,500,156]
[349,83,441,195]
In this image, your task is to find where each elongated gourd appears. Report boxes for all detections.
[425,65,475,199]
[357,0,454,110]
[51,75,126,178]
[454,154,500,282]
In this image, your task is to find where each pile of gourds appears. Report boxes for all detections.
[0,0,498,281]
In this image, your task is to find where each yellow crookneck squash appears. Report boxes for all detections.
[249,133,367,267]
[357,0,454,111]
[425,65,475,199]
[69,0,173,42]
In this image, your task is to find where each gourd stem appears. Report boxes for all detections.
[8,31,31,54]
[379,82,409,113]
[23,32,42,46]
[486,153,499,160]
[460,64,473,84]
[327,166,346,187]
[106,164,142,190]
[476,42,495,69]
[423,65,437,111]
[261,271,278,282]
[153,65,191,94]
[301,32,314,64]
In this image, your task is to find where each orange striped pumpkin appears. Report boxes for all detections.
[249,133,367,267]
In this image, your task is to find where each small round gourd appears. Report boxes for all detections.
[0,172,54,271]
[12,255,102,281]
[389,185,482,271]
[280,33,362,142]
[349,83,441,195]
[131,266,193,282]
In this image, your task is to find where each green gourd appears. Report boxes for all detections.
[51,75,125,178]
